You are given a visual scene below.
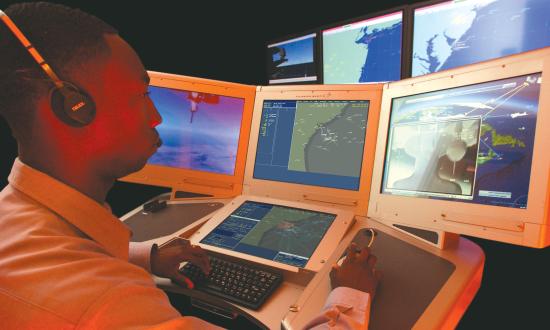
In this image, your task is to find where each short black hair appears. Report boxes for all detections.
[0,2,118,141]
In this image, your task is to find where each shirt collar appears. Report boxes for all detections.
[8,158,130,260]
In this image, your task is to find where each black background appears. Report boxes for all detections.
[1,1,549,328]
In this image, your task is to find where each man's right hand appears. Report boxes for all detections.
[329,243,382,297]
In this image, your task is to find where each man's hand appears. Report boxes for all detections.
[330,243,382,297]
[151,238,211,289]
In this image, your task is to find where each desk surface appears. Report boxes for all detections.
[121,198,231,244]
[122,199,484,329]
[284,217,484,330]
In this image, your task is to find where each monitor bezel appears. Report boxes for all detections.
[243,84,383,215]
[190,194,355,272]
[319,6,408,84]
[119,71,255,198]
[368,47,550,248]
[265,30,320,86]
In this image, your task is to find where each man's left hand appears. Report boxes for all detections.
[151,238,211,289]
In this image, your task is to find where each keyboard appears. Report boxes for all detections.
[179,255,283,310]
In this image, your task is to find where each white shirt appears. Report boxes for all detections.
[0,158,369,329]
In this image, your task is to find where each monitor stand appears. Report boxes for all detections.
[172,190,213,199]
[381,220,460,250]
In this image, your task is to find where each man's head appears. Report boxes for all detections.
[0,2,161,180]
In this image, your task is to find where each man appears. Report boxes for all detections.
[0,3,379,329]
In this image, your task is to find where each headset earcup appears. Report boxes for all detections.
[50,85,96,127]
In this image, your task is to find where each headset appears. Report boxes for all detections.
[0,9,95,127]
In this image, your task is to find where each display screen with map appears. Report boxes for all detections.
[268,33,317,84]
[200,200,336,268]
[412,0,550,77]
[147,86,245,175]
[382,73,541,208]
[253,100,369,190]
[322,11,402,84]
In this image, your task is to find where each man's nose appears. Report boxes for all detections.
[149,101,162,128]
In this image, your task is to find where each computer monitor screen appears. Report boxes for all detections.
[200,200,336,268]
[322,11,403,84]
[253,100,370,190]
[147,85,245,175]
[412,0,550,77]
[268,33,317,84]
[382,73,541,209]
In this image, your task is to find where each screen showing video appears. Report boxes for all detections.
[382,73,541,208]
[268,33,317,84]
[147,86,245,175]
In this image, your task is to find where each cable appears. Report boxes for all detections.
[366,228,376,248]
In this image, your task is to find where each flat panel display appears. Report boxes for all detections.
[382,73,541,209]
[200,200,336,268]
[413,0,550,77]
[268,33,318,84]
[323,11,403,84]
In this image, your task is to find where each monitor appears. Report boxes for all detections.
[369,48,550,248]
[322,10,403,84]
[412,0,550,77]
[243,84,383,215]
[191,195,354,272]
[120,71,256,198]
[267,33,318,85]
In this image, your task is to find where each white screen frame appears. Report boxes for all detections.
[243,84,383,216]
[119,71,256,198]
[369,48,550,248]
[267,33,318,85]
[190,195,355,272]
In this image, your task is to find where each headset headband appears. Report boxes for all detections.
[0,9,96,127]
[0,9,64,89]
